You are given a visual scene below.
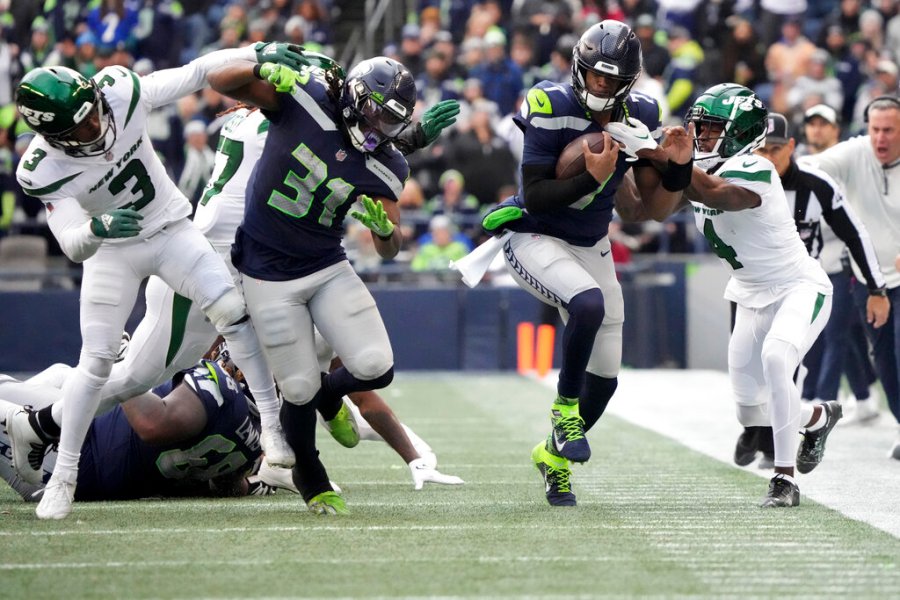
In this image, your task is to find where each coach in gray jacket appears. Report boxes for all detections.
[808,96,900,459]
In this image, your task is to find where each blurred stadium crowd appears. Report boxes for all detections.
[0,0,898,284]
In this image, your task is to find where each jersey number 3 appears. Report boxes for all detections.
[268,143,354,227]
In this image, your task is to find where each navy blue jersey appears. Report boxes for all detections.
[233,70,410,281]
[75,361,262,501]
[510,82,661,246]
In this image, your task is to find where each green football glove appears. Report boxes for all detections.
[90,208,143,239]
[420,99,460,144]
[350,195,394,239]
[254,42,309,73]
[259,63,301,93]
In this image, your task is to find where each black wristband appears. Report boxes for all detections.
[869,287,888,297]
[661,158,694,192]
[252,63,264,79]
[376,230,394,242]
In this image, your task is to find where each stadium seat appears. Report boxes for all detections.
[0,235,49,291]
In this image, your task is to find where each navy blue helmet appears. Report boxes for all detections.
[571,20,643,114]
[340,57,416,153]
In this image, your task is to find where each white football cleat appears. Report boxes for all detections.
[408,457,464,491]
[260,421,294,469]
[843,398,880,426]
[257,457,299,494]
[4,403,49,485]
[36,472,76,520]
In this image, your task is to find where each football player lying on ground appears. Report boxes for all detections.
[0,359,290,502]
[4,338,462,500]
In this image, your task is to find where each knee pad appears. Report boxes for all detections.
[567,288,605,329]
[736,403,769,427]
[348,349,393,381]
[77,354,114,380]
[761,338,799,383]
[278,374,320,406]
[205,288,247,331]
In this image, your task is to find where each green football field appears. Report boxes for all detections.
[2,373,900,598]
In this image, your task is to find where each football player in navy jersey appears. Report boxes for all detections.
[481,20,694,506]
[206,57,425,514]
[0,360,274,503]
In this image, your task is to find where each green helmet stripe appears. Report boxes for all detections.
[21,172,82,196]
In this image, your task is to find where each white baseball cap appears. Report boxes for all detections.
[804,104,838,126]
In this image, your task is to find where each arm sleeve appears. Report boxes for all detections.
[521,163,606,214]
[140,45,258,108]
[819,183,886,290]
[45,197,102,263]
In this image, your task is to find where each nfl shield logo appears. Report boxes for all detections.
[335,149,347,162]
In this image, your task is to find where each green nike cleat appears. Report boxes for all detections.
[307,491,349,515]
[549,396,590,463]
[325,402,360,448]
[532,439,576,507]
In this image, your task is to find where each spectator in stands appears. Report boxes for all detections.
[74,32,99,78]
[444,99,518,207]
[633,14,670,80]
[509,30,544,90]
[764,17,818,113]
[296,0,332,46]
[758,0,809,47]
[851,59,900,133]
[424,169,481,241]
[786,48,844,116]
[177,120,215,208]
[544,33,576,85]
[41,33,77,71]
[0,26,22,105]
[432,30,464,80]
[512,0,573,66]
[85,0,140,55]
[664,26,704,119]
[284,15,308,47]
[459,36,485,78]
[416,48,461,108]
[399,23,425,77]
[823,24,866,124]
[720,16,766,91]
[469,28,524,116]
[859,9,886,55]
[19,18,53,73]
[411,215,470,273]
[821,0,864,44]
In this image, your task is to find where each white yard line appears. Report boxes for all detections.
[538,369,900,538]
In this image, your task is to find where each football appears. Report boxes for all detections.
[555,132,609,179]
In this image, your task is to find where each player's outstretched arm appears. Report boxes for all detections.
[207,61,289,111]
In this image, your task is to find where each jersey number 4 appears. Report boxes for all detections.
[703,218,743,269]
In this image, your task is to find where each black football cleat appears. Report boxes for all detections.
[734,426,763,466]
[797,401,843,474]
[759,474,800,508]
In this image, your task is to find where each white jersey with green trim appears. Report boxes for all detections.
[15,66,192,239]
[194,108,268,251]
[690,154,831,307]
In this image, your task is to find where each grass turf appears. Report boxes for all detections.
[2,373,899,598]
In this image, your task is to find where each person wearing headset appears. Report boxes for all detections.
[806,95,900,459]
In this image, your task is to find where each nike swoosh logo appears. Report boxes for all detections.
[535,97,546,108]
[742,160,756,168]
[600,249,611,257]
[635,133,649,139]
[553,430,567,452]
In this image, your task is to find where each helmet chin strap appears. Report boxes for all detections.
[583,91,618,113]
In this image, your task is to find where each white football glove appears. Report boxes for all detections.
[605,117,658,162]
[409,457,464,490]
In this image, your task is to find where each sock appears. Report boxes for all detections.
[54,366,107,476]
[220,320,280,432]
[280,400,330,503]
[775,472,796,485]
[580,374,618,431]
[806,406,827,431]
[35,406,61,440]
[557,289,605,398]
